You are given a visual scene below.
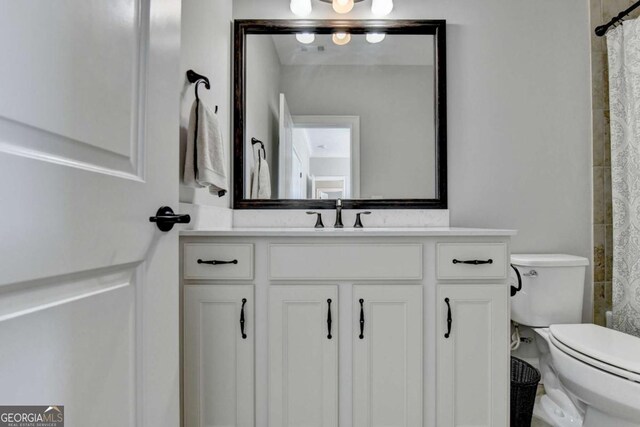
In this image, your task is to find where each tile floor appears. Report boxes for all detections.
[530,385,551,427]
[531,417,551,427]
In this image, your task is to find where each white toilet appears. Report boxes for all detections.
[511,254,640,427]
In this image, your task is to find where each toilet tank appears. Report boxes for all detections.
[510,254,589,327]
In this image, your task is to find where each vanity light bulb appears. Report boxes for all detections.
[333,0,354,14]
[296,33,315,44]
[366,33,386,44]
[290,0,312,16]
[332,32,351,46]
[371,0,393,16]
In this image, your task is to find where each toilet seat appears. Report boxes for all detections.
[549,324,640,383]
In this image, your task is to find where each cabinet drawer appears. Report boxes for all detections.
[269,243,422,280]
[183,244,253,280]
[437,243,507,280]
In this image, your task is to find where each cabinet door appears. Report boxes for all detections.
[269,285,338,427]
[353,285,423,427]
[184,285,254,427]
[437,285,509,427]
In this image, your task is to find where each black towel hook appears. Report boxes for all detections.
[251,137,266,159]
[186,69,217,113]
[194,80,208,101]
[186,69,210,88]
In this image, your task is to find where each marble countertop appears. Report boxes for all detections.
[180,227,517,237]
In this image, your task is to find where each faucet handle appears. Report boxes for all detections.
[354,211,372,228]
[306,211,325,229]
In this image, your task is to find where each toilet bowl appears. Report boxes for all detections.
[535,325,640,427]
[510,254,640,427]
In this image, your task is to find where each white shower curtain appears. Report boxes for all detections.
[608,21,640,337]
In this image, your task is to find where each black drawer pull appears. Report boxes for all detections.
[197,259,238,265]
[327,299,333,339]
[359,299,365,339]
[444,297,452,338]
[240,298,247,339]
[452,259,493,265]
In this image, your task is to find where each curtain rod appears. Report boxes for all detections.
[595,0,640,36]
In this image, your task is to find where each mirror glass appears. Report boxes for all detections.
[243,32,437,201]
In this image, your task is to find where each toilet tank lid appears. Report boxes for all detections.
[511,254,589,267]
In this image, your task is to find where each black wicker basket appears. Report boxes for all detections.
[510,357,541,427]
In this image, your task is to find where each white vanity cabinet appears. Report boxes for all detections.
[180,228,514,427]
[269,285,339,427]
[436,285,509,427]
[353,285,423,427]
[267,284,423,427]
[183,285,254,427]
[435,242,510,427]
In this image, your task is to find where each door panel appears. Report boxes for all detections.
[353,285,423,427]
[0,0,156,288]
[184,286,254,427]
[437,285,509,427]
[0,275,137,425]
[291,148,303,198]
[278,93,294,198]
[269,285,338,427]
[0,1,181,426]
[0,0,140,165]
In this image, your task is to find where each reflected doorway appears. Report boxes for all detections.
[290,115,360,200]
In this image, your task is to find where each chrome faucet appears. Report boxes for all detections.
[334,198,343,228]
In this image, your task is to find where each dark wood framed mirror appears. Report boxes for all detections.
[234,19,447,209]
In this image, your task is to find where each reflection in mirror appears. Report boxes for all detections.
[244,32,436,201]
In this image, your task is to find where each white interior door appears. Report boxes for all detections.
[269,285,338,427]
[278,93,294,198]
[0,1,181,426]
[353,285,423,427]
[291,148,304,199]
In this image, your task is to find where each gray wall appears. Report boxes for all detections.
[181,0,593,316]
[234,0,593,316]
[281,64,435,198]
[310,157,351,177]
[245,35,282,197]
[179,0,232,207]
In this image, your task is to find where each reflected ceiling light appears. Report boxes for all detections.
[332,32,351,45]
[296,33,316,44]
[371,0,393,16]
[316,0,366,15]
[290,0,312,16]
[332,0,354,14]
[366,33,386,44]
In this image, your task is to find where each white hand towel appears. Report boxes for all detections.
[184,99,228,196]
[250,150,271,199]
